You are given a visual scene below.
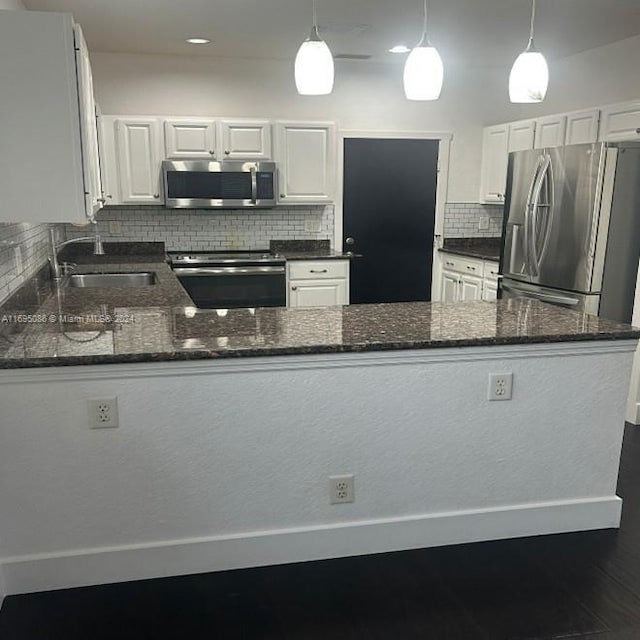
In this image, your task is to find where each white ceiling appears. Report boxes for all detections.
[22,0,640,67]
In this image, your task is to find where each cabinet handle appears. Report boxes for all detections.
[280,194,286,198]
[291,286,297,291]
[106,194,112,199]
[466,266,476,271]
[209,150,215,155]
[636,128,640,134]
[154,194,160,199]
[310,269,328,274]
[224,150,230,155]
[445,262,454,267]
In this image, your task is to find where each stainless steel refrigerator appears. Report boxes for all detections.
[499,142,640,323]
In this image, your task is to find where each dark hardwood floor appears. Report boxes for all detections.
[3,425,640,639]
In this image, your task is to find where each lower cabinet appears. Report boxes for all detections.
[287,260,349,307]
[440,253,499,303]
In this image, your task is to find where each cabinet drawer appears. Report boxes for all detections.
[483,260,500,280]
[440,254,483,276]
[288,260,348,280]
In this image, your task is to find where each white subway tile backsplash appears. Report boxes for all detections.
[444,203,504,238]
[0,222,55,305]
[63,205,335,251]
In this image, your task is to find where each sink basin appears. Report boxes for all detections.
[68,272,157,288]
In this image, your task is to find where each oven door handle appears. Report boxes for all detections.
[173,266,285,276]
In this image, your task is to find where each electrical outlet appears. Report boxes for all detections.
[488,373,513,401]
[108,221,121,235]
[478,216,490,231]
[329,474,354,504]
[304,218,322,233]
[87,398,119,428]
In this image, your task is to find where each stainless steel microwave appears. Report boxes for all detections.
[162,159,277,209]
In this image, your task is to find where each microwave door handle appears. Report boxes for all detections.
[250,166,258,204]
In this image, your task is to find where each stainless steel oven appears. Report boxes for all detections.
[169,251,286,309]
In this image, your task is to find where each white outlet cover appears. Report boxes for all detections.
[488,373,513,401]
[478,216,490,231]
[329,474,355,504]
[87,398,119,428]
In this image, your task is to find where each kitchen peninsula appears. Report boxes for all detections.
[0,252,637,599]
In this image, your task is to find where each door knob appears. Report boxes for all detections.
[345,237,355,245]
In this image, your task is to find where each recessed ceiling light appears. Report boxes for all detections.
[186,37,211,45]
[389,45,410,54]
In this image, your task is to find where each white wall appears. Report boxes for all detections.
[516,34,640,121]
[0,341,633,594]
[91,52,520,203]
[0,0,24,8]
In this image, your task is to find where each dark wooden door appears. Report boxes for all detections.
[343,138,439,304]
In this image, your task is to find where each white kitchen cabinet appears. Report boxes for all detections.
[287,260,349,307]
[479,125,510,204]
[98,115,120,204]
[565,109,600,145]
[0,12,103,222]
[164,119,217,159]
[116,118,165,204]
[599,101,640,142]
[534,115,567,149]
[439,253,499,303]
[221,120,272,159]
[275,122,336,204]
[508,120,536,152]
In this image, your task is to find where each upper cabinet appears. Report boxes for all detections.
[116,118,165,204]
[479,125,510,203]
[534,115,567,149]
[164,119,217,159]
[275,122,336,204]
[164,118,272,160]
[565,109,600,145]
[221,120,272,159]
[599,101,640,142]
[0,11,103,223]
[508,120,536,152]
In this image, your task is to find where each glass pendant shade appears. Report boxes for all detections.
[403,44,444,100]
[295,28,334,96]
[509,48,548,103]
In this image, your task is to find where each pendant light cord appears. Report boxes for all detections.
[528,0,536,45]
[313,0,318,29]
[422,0,429,44]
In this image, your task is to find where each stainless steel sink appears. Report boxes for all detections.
[68,272,157,288]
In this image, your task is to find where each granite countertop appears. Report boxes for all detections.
[270,239,357,261]
[441,238,502,261]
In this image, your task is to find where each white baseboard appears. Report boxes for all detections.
[1,496,622,596]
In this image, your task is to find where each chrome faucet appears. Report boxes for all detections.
[50,225,105,281]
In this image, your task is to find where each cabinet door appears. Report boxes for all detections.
[276,122,335,203]
[221,120,272,159]
[289,278,347,307]
[479,125,509,204]
[482,279,498,301]
[116,118,164,204]
[440,270,460,303]
[459,274,483,301]
[73,25,103,220]
[565,109,600,145]
[164,119,217,159]
[534,115,567,149]
[508,120,536,152]
[599,102,640,142]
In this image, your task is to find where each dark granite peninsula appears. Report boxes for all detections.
[0,244,637,600]
[441,237,502,261]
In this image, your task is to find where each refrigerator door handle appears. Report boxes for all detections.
[530,154,554,275]
[524,156,545,277]
[502,282,580,306]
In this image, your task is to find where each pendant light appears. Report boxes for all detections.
[294,0,334,96]
[509,0,549,103]
[403,0,443,101]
